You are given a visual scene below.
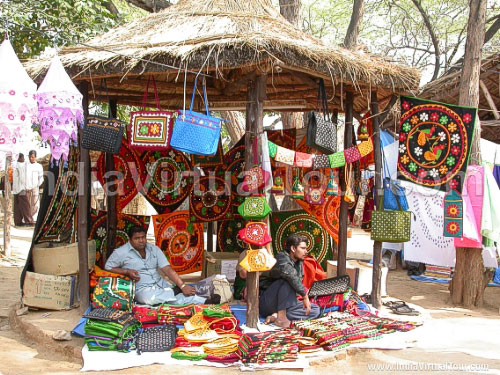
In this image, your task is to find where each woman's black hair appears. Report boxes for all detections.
[284,234,309,253]
[129,225,147,237]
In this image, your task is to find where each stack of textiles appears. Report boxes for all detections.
[240,330,301,364]
[83,310,141,352]
[423,265,453,279]
[158,304,194,325]
[133,306,160,328]
[136,325,178,354]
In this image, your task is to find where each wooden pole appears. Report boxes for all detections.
[207,222,214,252]
[245,72,267,328]
[105,100,118,262]
[78,81,90,312]
[370,90,383,309]
[337,92,354,277]
[3,155,12,257]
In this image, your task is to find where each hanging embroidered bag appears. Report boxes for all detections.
[239,248,276,273]
[307,79,337,154]
[238,195,272,220]
[242,166,270,193]
[344,145,362,164]
[383,177,409,211]
[238,221,272,246]
[328,152,346,168]
[171,75,222,156]
[305,173,325,205]
[357,138,373,157]
[292,173,305,199]
[129,77,175,151]
[295,152,313,168]
[443,189,463,238]
[327,170,339,196]
[313,154,331,169]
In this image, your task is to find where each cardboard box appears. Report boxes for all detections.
[33,240,96,276]
[326,260,388,296]
[22,272,79,310]
[202,251,240,281]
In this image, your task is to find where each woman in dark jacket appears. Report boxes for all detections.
[259,234,321,328]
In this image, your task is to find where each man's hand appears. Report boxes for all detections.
[126,270,140,281]
[303,295,311,316]
[181,285,196,296]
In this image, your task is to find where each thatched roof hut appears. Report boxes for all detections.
[25,0,419,113]
[420,52,500,143]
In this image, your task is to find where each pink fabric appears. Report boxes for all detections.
[455,166,484,248]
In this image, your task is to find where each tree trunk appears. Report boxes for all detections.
[279,0,301,27]
[124,0,172,12]
[343,0,365,49]
[449,0,487,309]
[222,111,245,147]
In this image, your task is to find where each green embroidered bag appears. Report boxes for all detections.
[328,152,346,168]
[91,277,135,311]
[238,195,272,220]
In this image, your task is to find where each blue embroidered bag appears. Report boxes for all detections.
[170,76,222,156]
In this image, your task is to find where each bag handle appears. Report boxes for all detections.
[189,74,210,115]
[316,79,331,122]
[142,76,162,111]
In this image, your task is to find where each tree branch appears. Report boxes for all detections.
[103,0,119,16]
[411,0,441,81]
[484,13,500,44]
[124,0,172,12]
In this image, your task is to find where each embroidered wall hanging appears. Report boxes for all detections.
[97,139,148,211]
[141,149,193,214]
[221,137,246,217]
[217,218,247,253]
[270,210,333,267]
[89,210,150,268]
[398,96,476,193]
[153,211,204,274]
[443,190,463,238]
[191,139,224,169]
[297,197,341,244]
[34,147,79,243]
[189,173,232,223]
[129,111,174,151]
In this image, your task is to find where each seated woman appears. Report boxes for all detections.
[259,234,321,328]
[106,225,216,305]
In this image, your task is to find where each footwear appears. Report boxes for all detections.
[205,294,221,305]
[384,301,419,316]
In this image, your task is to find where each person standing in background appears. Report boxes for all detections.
[25,150,44,224]
[12,153,30,226]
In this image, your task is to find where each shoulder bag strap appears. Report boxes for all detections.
[319,79,331,122]
[141,76,162,111]
[189,74,199,112]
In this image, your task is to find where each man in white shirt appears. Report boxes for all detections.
[25,150,44,224]
[12,153,30,227]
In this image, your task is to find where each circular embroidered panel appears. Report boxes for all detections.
[97,139,147,211]
[217,218,247,253]
[270,210,332,266]
[190,174,232,222]
[398,97,476,193]
[89,209,150,268]
[142,150,193,214]
[152,211,204,274]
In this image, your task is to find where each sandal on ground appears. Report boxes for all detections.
[390,302,419,316]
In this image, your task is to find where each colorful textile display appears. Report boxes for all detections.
[455,165,484,248]
[89,210,150,268]
[37,56,83,162]
[152,211,204,274]
[217,218,247,253]
[239,330,300,364]
[0,40,37,155]
[191,140,223,169]
[398,96,476,193]
[443,190,463,238]
[297,197,341,244]
[34,147,79,243]
[270,210,333,267]
[96,139,148,211]
[142,149,193,214]
[222,137,246,217]
[190,173,232,222]
[84,318,140,352]
[91,277,135,310]
[158,304,194,325]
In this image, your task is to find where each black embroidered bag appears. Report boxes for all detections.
[308,275,350,298]
[307,79,337,154]
[136,325,178,354]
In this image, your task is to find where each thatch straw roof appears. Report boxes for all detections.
[420,52,500,143]
[25,0,420,113]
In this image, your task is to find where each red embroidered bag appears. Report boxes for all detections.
[238,221,272,246]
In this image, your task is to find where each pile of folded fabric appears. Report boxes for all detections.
[240,330,301,364]
[158,304,194,325]
[133,306,160,328]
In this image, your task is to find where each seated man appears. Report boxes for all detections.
[105,225,208,305]
[259,234,321,328]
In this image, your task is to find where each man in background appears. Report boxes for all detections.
[12,153,30,227]
[25,150,44,224]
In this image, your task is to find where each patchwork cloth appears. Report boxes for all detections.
[297,197,341,244]
[89,209,150,268]
[216,218,247,253]
[152,211,204,274]
[270,210,333,267]
[398,96,477,193]
[34,146,79,243]
[141,149,193,214]
[189,172,233,222]
[96,139,148,211]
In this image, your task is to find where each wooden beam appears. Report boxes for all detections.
[338,91,354,277]
[245,73,267,329]
[288,70,318,89]
[224,71,257,96]
[3,155,12,257]
[370,90,383,310]
[479,80,500,120]
[78,81,90,312]
[105,100,118,262]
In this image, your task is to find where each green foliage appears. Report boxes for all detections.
[0,0,118,58]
